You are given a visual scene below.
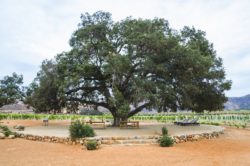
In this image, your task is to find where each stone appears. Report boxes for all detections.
[0,133,5,139]
[117,136,127,140]
[111,137,117,140]
[97,140,102,146]
[79,140,84,145]
[187,137,193,141]
[101,136,111,140]
[8,135,15,139]
[85,137,97,141]
[179,135,187,141]
[101,140,114,145]
[193,135,200,141]
[174,137,180,143]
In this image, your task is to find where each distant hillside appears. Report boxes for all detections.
[0,102,34,113]
[224,94,250,110]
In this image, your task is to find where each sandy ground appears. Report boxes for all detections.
[0,124,250,166]
[1,120,224,137]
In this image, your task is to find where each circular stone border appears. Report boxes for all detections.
[14,126,224,146]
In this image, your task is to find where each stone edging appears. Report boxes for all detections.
[14,129,224,146]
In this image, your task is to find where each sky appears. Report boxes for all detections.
[0,0,249,97]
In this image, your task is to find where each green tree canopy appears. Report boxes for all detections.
[0,73,24,107]
[24,60,65,113]
[53,11,231,125]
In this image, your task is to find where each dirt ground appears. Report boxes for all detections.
[0,124,250,166]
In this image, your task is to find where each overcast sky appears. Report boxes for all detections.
[0,0,249,97]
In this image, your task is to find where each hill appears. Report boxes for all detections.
[224,94,250,110]
[0,102,34,113]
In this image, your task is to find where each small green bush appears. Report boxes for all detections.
[211,122,220,126]
[242,123,247,129]
[86,140,98,150]
[82,125,95,137]
[234,124,240,128]
[69,120,95,140]
[0,125,12,136]
[159,135,174,147]
[161,126,168,135]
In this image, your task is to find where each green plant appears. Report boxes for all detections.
[0,125,12,136]
[242,123,247,129]
[159,135,174,147]
[69,120,95,140]
[234,124,240,128]
[161,126,168,135]
[86,140,98,150]
[82,125,95,137]
[211,122,220,126]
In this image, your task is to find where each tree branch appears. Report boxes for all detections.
[121,63,140,91]
[67,97,109,109]
[127,102,152,118]
[66,86,102,95]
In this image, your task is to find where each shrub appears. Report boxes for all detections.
[86,140,98,150]
[234,124,240,128]
[242,123,247,129]
[69,120,95,139]
[211,122,220,126]
[159,135,174,147]
[0,125,12,137]
[161,126,168,135]
[82,125,95,137]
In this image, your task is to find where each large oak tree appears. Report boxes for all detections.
[54,11,231,125]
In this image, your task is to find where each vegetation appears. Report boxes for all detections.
[0,125,12,136]
[1,11,231,126]
[0,73,24,107]
[0,110,249,129]
[159,135,174,147]
[69,120,95,139]
[24,60,65,113]
[86,140,98,150]
[159,126,173,147]
[162,126,168,135]
[49,11,231,125]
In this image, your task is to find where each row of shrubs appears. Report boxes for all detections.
[200,121,248,128]
[0,113,112,121]
[1,113,249,125]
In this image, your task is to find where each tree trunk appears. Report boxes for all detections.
[113,115,121,126]
[112,115,129,126]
